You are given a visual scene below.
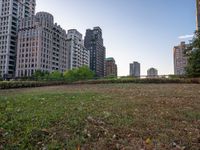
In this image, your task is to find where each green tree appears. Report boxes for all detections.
[186,31,200,77]
[76,66,95,80]
[49,71,63,81]
[186,49,200,77]
[64,66,94,82]
[33,70,44,80]
[32,70,49,81]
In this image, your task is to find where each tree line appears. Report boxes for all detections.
[31,66,95,82]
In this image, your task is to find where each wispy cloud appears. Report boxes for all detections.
[178,34,194,39]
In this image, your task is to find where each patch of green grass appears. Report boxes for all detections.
[0,92,100,149]
[183,111,200,121]
[0,90,136,149]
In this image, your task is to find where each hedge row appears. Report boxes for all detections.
[0,81,68,89]
[0,78,200,90]
[74,78,200,84]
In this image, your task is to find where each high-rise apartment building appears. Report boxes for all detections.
[15,12,69,77]
[197,0,200,30]
[130,61,140,77]
[105,57,117,77]
[67,29,89,69]
[173,42,189,75]
[147,68,158,78]
[84,27,106,77]
[0,0,36,78]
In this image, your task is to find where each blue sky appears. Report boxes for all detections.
[36,0,196,76]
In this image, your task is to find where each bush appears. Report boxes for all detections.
[64,66,94,82]
[74,78,200,84]
[1,78,200,90]
[0,81,67,89]
[49,71,63,81]
[168,75,187,79]
[104,75,117,79]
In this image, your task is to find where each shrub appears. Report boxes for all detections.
[64,66,94,82]
[0,81,68,89]
[49,71,63,81]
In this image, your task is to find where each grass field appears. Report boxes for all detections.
[0,84,200,149]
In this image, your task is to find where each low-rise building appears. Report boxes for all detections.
[147,68,158,78]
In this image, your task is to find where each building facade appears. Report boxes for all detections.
[105,57,117,77]
[173,41,189,75]
[67,29,89,69]
[84,27,106,78]
[130,61,140,77]
[0,0,36,78]
[15,12,69,77]
[147,68,158,78]
[197,0,200,30]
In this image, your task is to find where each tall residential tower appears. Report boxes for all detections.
[130,61,140,78]
[67,29,90,69]
[16,12,69,77]
[173,42,189,75]
[84,27,106,77]
[0,0,36,78]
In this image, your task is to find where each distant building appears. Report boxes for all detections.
[197,0,200,30]
[16,12,69,77]
[173,42,189,75]
[0,0,36,78]
[84,27,106,77]
[130,62,140,77]
[67,29,90,69]
[105,57,117,77]
[147,68,158,78]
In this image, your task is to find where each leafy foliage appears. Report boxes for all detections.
[64,66,95,82]
[186,49,200,77]
[32,70,49,81]
[49,71,63,81]
[32,66,94,82]
[186,31,200,77]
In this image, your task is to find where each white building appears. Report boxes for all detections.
[147,68,158,78]
[67,29,89,69]
[0,0,36,78]
[16,12,69,77]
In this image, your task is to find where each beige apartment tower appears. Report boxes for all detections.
[173,42,189,75]
[16,12,69,77]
